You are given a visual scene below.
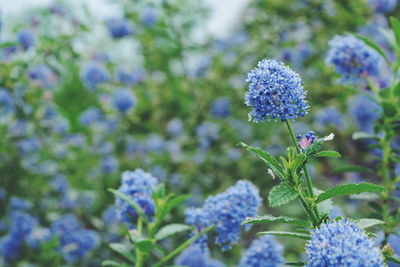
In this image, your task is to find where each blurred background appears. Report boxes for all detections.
[0,0,399,266]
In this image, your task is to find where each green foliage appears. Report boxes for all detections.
[257,231,311,240]
[315,183,386,203]
[242,215,311,227]
[268,184,299,207]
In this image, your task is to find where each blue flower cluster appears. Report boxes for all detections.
[28,65,57,89]
[51,214,100,263]
[368,0,397,13]
[315,107,344,130]
[0,89,15,118]
[239,236,284,267]
[115,169,158,225]
[326,35,382,82]
[306,220,384,267]
[107,18,133,39]
[210,97,231,118]
[175,244,225,267]
[17,29,35,51]
[296,131,317,151]
[112,88,136,114]
[80,62,110,90]
[245,59,309,122]
[349,94,381,133]
[140,7,159,27]
[185,180,261,251]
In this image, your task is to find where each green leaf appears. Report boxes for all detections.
[242,214,311,227]
[136,239,153,253]
[155,224,193,241]
[390,17,400,46]
[352,132,379,140]
[386,255,400,264]
[257,231,311,240]
[332,165,372,174]
[355,218,385,229]
[102,260,123,267]
[240,142,286,180]
[382,101,397,117]
[268,185,298,207]
[315,150,341,158]
[304,139,324,159]
[353,34,390,64]
[314,188,333,217]
[109,243,135,263]
[315,183,386,203]
[109,189,149,224]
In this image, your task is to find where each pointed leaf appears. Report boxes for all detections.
[242,214,310,227]
[314,188,333,217]
[109,243,135,263]
[386,255,400,264]
[155,224,193,241]
[257,231,311,240]
[161,194,191,219]
[353,34,390,64]
[355,218,385,229]
[315,150,341,158]
[390,17,400,46]
[315,183,385,203]
[268,185,298,207]
[352,132,379,140]
[102,260,123,267]
[136,239,153,253]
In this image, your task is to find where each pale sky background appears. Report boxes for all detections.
[1,0,250,38]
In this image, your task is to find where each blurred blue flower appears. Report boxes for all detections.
[115,68,145,86]
[79,107,102,126]
[315,107,344,130]
[115,169,158,225]
[26,227,51,248]
[28,65,57,89]
[17,137,41,155]
[368,0,397,13]
[306,219,384,267]
[210,97,231,118]
[80,62,110,90]
[175,245,225,267]
[349,94,381,133]
[112,88,135,114]
[9,197,33,211]
[186,180,261,251]
[101,155,119,174]
[167,118,183,137]
[326,35,382,82]
[239,236,284,267]
[196,121,219,149]
[102,205,119,225]
[245,59,309,122]
[17,29,35,51]
[0,234,23,263]
[0,89,14,117]
[141,6,158,27]
[50,175,69,195]
[107,18,133,39]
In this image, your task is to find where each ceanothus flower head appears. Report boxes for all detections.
[186,180,261,251]
[115,169,158,225]
[326,35,382,82]
[28,65,58,89]
[245,59,309,122]
[296,131,317,151]
[79,107,102,126]
[315,107,344,130]
[107,18,133,39]
[112,88,135,114]
[140,6,159,27]
[166,118,183,137]
[0,234,22,263]
[17,29,35,51]
[210,97,231,118]
[349,94,381,133]
[101,155,119,174]
[174,244,226,267]
[80,62,110,90]
[306,219,385,267]
[368,0,397,13]
[239,236,284,267]
[115,68,145,86]
[0,89,14,117]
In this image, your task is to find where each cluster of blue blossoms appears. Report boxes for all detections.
[306,220,385,267]
[239,236,284,267]
[349,94,381,133]
[245,59,309,122]
[175,244,225,267]
[107,18,133,39]
[368,0,397,13]
[185,180,261,251]
[326,35,382,82]
[80,62,110,90]
[296,131,317,151]
[115,169,158,225]
[112,87,136,114]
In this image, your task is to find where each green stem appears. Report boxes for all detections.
[298,191,319,227]
[153,225,215,267]
[135,216,144,267]
[285,120,320,224]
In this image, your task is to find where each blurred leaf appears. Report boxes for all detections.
[382,101,397,117]
[315,150,341,158]
[315,183,385,203]
[161,194,191,218]
[355,218,385,229]
[304,139,324,159]
[136,239,154,253]
[390,17,400,46]
[353,34,390,64]
[352,132,379,140]
[386,255,400,264]
[155,224,192,241]
[242,214,310,227]
[240,142,286,180]
[314,189,333,217]
[286,262,306,266]
[332,165,372,174]
[257,231,311,240]
[102,260,124,267]
[268,185,298,207]
[109,243,135,263]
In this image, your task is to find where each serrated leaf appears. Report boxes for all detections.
[240,142,286,180]
[315,150,341,158]
[102,260,123,267]
[349,192,380,200]
[352,132,379,140]
[155,224,192,241]
[136,239,153,253]
[353,34,391,65]
[257,231,311,240]
[315,183,385,203]
[304,139,324,159]
[332,165,372,174]
[109,189,149,224]
[242,214,310,227]
[268,185,298,207]
[355,218,385,229]
[109,243,135,263]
